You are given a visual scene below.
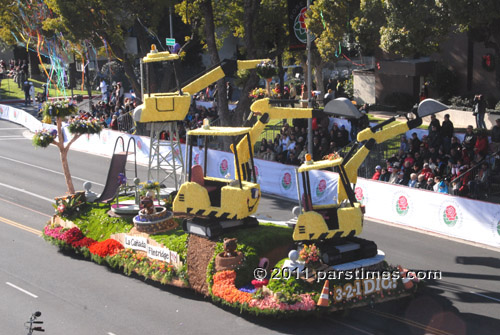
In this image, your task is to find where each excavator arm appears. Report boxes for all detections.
[338,99,449,203]
[135,54,270,123]
[182,60,269,95]
[231,98,324,181]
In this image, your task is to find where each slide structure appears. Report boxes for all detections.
[96,136,137,204]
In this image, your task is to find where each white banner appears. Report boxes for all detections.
[355,178,500,247]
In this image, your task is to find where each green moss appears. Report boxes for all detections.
[71,203,133,241]
[149,222,188,261]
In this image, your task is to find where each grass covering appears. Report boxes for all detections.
[71,203,133,241]
[149,225,189,261]
[0,78,99,100]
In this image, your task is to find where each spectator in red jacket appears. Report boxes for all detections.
[372,165,382,180]
[474,133,489,157]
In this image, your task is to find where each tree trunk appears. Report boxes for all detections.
[234,0,262,125]
[311,51,325,106]
[56,118,75,194]
[110,44,141,98]
[200,0,232,149]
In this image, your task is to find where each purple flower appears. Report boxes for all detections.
[50,129,57,137]
[118,173,127,185]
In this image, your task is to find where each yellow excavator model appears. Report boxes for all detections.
[134,44,270,123]
[230,97,447,264]
[289,98,449,265]
[173,98,337,238]
[173,126,262,238]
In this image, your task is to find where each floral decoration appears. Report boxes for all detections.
[41,99,77,118]
[32,129,57,148]
[248,293,316,311]
[256,61,277,79]
[54,192,86,218]
[68,116,102,135]
[299,244,320,264]
[212,270,253,304]
[249,88,267,100]
[323,152,340,160]
[88,238,124,257]
[60,227,84,245]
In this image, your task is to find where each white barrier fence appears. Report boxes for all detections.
[2,104,499,248]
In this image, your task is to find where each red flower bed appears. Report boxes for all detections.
[212,270,252,304]
[88,239,124,257]
[60,227,84,245]
[71,237,97,248]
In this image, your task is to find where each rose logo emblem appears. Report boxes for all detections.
[443,205,458,226]
[316,179,326,197]
[282,172,292,190]
[396,195,409,216]
[219,159,228,176]
[354,187,364,201]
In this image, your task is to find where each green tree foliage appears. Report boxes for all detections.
[350,0,386,55]
[307,0,350,61]
[379,0,451,58]
[176,0,291,132]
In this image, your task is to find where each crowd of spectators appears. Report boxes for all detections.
[0,59,29,89]
[372,115,500,200]
[255,104,369,166]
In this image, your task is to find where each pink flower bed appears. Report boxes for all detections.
[44,225,65,239]
[249,294,316,311]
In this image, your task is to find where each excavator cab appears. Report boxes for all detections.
[292,156,364,241]
[140,44,192,122]
[173,126,261,238]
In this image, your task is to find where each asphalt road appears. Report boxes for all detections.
[0,118,499,335]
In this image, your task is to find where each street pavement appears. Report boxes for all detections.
[0,119,499,334]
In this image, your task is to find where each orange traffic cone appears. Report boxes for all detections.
[317,279,330,307]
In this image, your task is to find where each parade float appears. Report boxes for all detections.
[41,46,449,316]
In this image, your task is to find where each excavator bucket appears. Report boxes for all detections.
[416,99,449,118]
[323,98,363,119]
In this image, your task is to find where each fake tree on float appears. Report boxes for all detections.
[33,100,102,194]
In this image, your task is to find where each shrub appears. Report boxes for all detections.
[449,96,472,108]
[495,100,500,111]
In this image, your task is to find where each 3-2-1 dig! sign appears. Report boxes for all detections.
[332,277,399,303]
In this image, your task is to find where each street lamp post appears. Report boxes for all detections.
[306,0,313,156]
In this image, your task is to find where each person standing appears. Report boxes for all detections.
[29,82,35,105]
[429,114,441,135]
[99,79,108,103]
[489,118,500,154]
[440,114,454,153]
[473,94,487,129]
[23,81,30,106]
